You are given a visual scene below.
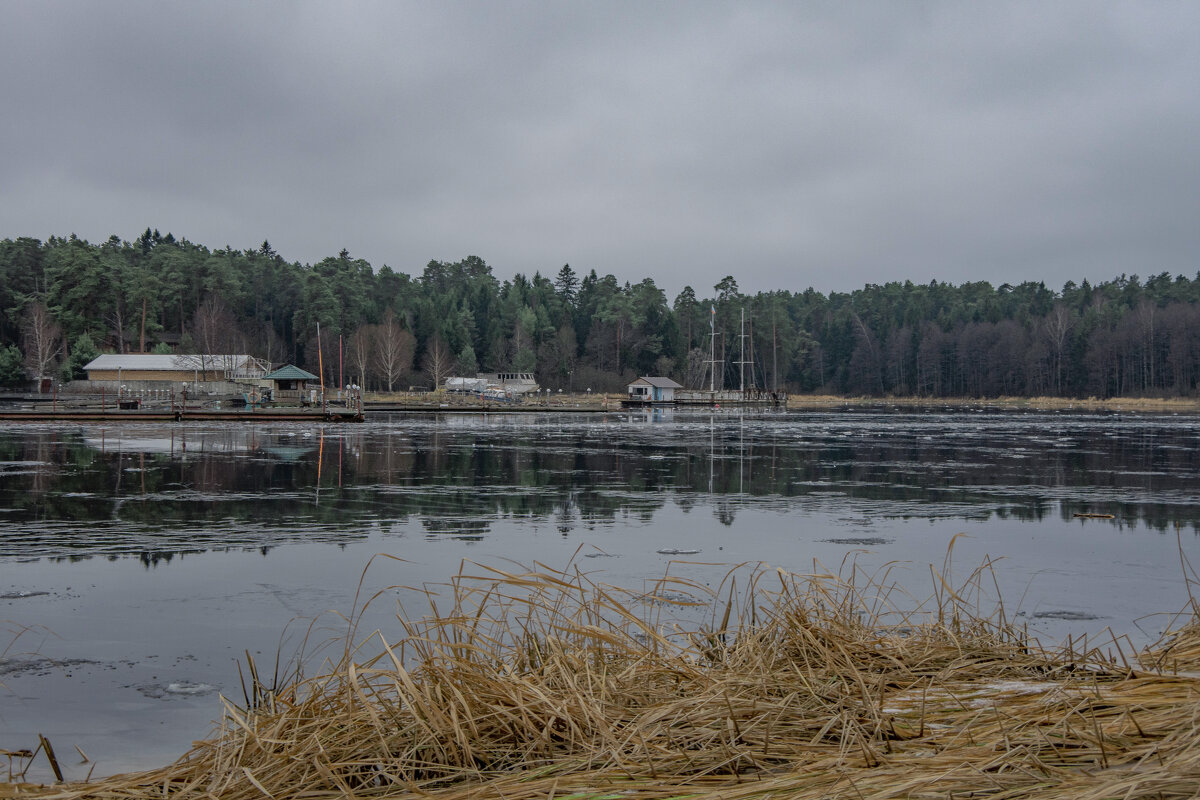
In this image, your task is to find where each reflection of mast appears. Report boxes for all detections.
[738,411,745,494]
[708,413,714,493]
[315,429,324,505]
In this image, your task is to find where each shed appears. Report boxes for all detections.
[627,376,683,404]
[262,364,319,392]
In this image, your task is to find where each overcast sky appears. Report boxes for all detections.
[3,1,1196,297]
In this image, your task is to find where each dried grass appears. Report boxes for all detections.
[786,394,1200,412]
[6,555,1200,800]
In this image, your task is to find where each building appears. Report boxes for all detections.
[625,376,683,405]
[261,364,319,393]
[445,376,488,393]
[84,354,269,384]
[476,372,539,395]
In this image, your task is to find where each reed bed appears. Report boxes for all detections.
[785,393,1200,412]
[6,557,1200,800]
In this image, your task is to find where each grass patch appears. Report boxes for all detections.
[7,555,1200,798]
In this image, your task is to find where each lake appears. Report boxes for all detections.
[3,408,1199,780]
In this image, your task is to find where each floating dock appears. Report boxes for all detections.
[672,389,787,407]
[365,401,608,413]
[0,399,363,423]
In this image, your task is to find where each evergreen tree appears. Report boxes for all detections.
[0,344,24,386]
[554,264,579,304]
[61,331,100,381]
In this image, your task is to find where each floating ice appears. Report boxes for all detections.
[165,681,216,695]
[138,681,218,699]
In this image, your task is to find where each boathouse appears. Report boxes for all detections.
[626,376,682,404]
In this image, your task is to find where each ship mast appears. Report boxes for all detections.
[735,307,754,394]
[707,304,718,391]
[740,309,745,392]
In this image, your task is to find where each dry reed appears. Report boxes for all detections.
[786,394,1200,413]
[5,556,1200,800]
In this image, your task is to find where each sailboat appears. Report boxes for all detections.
[674,308,787,407]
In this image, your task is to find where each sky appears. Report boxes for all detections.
[2,1,1197,298]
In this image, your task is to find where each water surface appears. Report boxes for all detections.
[2,408,1198,779]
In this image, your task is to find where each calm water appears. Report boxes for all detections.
[3,408,1199,779]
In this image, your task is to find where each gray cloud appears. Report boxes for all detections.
[2,1,1197,297]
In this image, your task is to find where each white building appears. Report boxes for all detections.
[626,376,682,404]
[83,354,269,384]
[476,372,539,395]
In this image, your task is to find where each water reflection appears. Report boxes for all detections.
[2,410,1199,561]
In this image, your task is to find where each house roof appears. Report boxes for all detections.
[84,354,260,372]
[629,376,683,389]
[262,364,319,381]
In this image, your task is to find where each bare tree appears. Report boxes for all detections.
[423,335,453,389]
[915,322,947,396]
[848,310,884,395]
[247,319,287,368]
[106,304,127,354]
[886,326,914,394]
[1134,299,1157,390]
[22,302,62,385]
[1042,303,1075,395]
[684,347,707,388]
[191,296,244,375]
[348,325,374,389]
[372,311,414,392]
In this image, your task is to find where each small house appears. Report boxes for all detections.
[626,376,682,405]
[262,364,319,393]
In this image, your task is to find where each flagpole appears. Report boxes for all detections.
[317,322,325,412]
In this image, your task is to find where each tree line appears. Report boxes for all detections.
[3,228,1200,397]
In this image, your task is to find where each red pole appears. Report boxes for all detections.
[317,322,326,413]
[339,334,343,392]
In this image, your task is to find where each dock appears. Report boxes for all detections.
[0,407,364,422]
[0,390,627,421]
[364,401,609,413]
[0,394,364,422]
[671,389,787,407]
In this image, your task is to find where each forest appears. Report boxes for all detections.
[2,228,1200,397]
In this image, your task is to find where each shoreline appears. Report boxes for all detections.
[2,392,1197,420]
[361,391,1200,415]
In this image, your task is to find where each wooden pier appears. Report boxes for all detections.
[672,389,788,407]
[0,396,364,423]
